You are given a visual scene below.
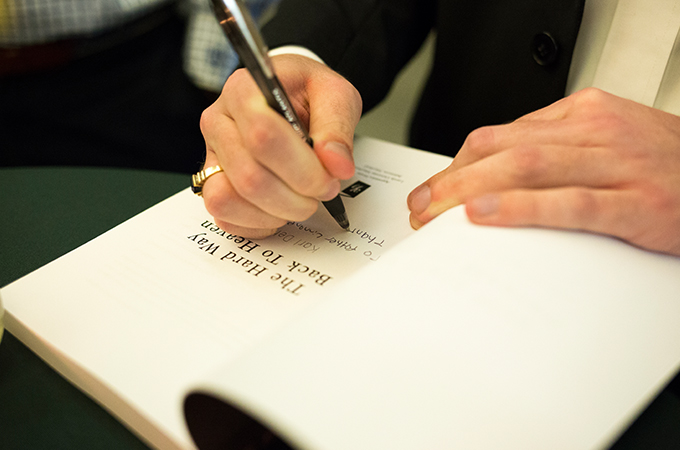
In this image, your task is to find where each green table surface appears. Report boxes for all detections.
[1,167,679,449]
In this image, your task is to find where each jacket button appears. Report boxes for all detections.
[532,32,559,66]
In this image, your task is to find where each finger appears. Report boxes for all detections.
[268,55,361,180]
[452,114,614,171]
[201,69,265,149]
[212,219,281,240]
[313,140,356,180]
[465,187,641,243]
[208,144,322,223]
[451,89,623,171]
[306,69,363,180]
[451,120,564,171]
[221,69,340,200]
[449,99,574,171]
[201,168,289,231]
[408,142,621,226]
[200,149,306,240]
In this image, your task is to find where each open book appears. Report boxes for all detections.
[2,137,680,450]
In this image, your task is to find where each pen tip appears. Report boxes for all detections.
[336,214,350,231]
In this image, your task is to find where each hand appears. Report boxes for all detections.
[407,88,680,256]
[199,54,362,238]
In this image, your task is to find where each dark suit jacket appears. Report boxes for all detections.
[263,0,585,157]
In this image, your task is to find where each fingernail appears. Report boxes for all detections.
[468,194,499,217]
[409,184,431,215]
[324,141,352,160]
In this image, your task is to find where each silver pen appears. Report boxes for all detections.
[210,0,350,230]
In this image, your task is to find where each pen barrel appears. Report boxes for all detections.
[211,0,346,228]
[262,74,313,146]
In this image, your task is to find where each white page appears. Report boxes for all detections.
[186,207,680,450]
[1,137,451,450]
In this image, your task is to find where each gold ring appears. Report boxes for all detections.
[191,165,223,197]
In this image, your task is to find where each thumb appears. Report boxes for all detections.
[306,66,363,180]
[313,139,356,180]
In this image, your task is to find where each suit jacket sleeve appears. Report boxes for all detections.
[262,0,436,111]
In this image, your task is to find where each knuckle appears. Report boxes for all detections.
[569,88,629,139]
[223,68,250,92]
[202,188,231,220]
[573,87,609,107]
[349,84,363,112]
[569,188,599,225]
[429,170,462,203]
[289,199,320,222]
[643,185,675,215]
[464,126,496,156]
[215,220,279,240]
[199,106,217,136]
[232,163,270,200]
[517,194,539,220]
[298,172,329,197]
[508,146,547,183]
[312,79,363,132]
[336,76,363,112]
[243,120,278,158]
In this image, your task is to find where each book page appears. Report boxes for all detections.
[0,137,451,450]
[185,207,680,450]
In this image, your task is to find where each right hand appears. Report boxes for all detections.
[199,54,362,239]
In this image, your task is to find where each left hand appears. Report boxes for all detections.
[407,88,680,256]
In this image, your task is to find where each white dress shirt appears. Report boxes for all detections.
[567,0,680,115]
[0,0,279,91]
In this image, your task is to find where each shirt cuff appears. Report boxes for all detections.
[268,45,327,65]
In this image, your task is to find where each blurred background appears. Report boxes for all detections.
[355,34,434,147]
